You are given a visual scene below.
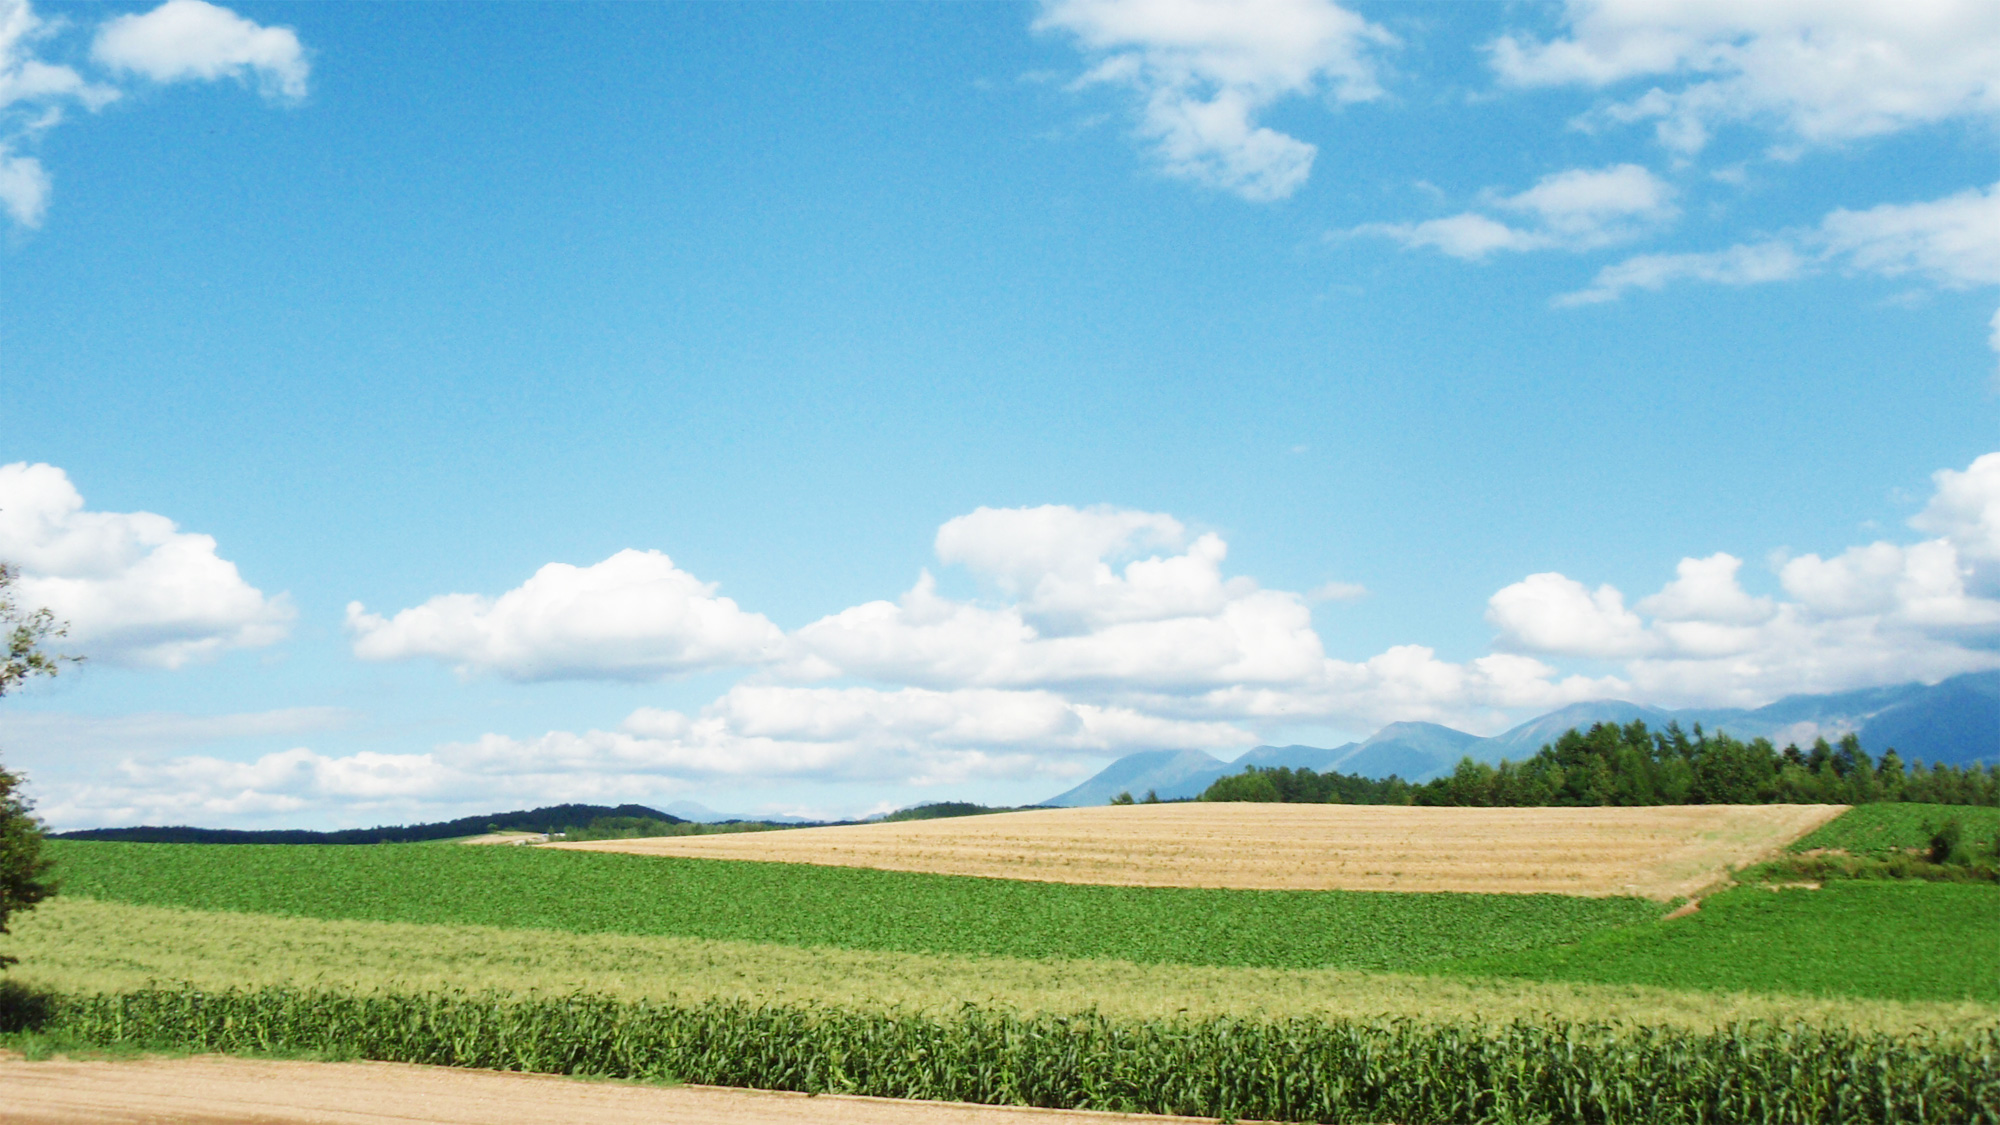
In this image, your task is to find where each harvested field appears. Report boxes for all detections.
[553,802,1847,900]
[0,1054,1222,1125]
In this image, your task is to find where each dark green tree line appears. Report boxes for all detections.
[1199,720,1998,809]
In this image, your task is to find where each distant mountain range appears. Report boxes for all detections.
[1041,670,1999,807]
[661,800,815,825]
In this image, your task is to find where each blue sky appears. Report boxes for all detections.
[2,0,1996,829]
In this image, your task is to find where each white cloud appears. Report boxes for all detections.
[0,0,117,111]
[1488,572,1655,658]
[92,0,307,101]
[0,462,293,668]
[0,0,304,228]
[515,685,1249,783]
[0,706,352,759]
[0,0,118,228]
[43,746,462,828]
[1556,241,1806,305]
[1354,212,1544,261]
[788,520,1328,693]
[346,549,785,683]
[1563,181,2000,311]
[48,458,2000,826]
[1638,554,1775,626]
[1036,0,1395,201]
[1351,164,1677,261]
[0,141,46,225]
[1910,452,2000,590]
[37,685,1247,829]
[1990,306,2000,378]
[1491,0,2000,153]
[1819,183,2000,288]
[1487,452,2000,706]
[789,504,1625,735]
[1307,580,1366,602]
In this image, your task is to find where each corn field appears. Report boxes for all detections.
[5,985,1995,1124]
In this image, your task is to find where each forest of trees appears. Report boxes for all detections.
[1199,721,2000,808]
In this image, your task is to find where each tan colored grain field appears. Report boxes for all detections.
[551,802,1846,900]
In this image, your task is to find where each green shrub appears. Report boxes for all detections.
[1930,818,1967,865]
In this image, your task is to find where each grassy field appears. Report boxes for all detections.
[44,840,1660,971]
[1789,802,2000,857]
[554,802,1842,899]
[8,897,1990,1034]
[13,809,2000,1124]
[1436,880,2000,1003]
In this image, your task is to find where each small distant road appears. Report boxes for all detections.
[0,1054,1226,1125]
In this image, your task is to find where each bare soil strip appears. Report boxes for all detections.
[553,803,1847,900]
[0,1054,1222,1125]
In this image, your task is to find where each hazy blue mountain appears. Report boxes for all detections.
[1039,671,1998,805]
[1235,743,1359,772]
[1040,748,1232,806]
[1849,671,1998,766]
[1330,721,1485,780]
[1473,674,1997,771]
[1478,702,1674,762]
[661,800,813,824]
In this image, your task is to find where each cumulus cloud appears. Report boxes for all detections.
[47,459,2000,826]
[0,462,293,668]
[483,685,1251,783]
[0,0,305,228]
[1351,164,1678,261]
[0,705,352,759]
[1036,0,1395,201]
[1487,452,2000,707]
[788,503,1625,735]
[1490,0,2000,153]
[1488,572,1655,658]
[0,0,117,227]
[788,513,1329,693]
[92,0,307,101]
[36,685,1246,829]
[346,549,785,682]
[42,746,462,829]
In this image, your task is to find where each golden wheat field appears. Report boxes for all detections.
[549,802,1847,900]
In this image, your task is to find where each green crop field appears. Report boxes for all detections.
[1436,880,2000,1003]
[1790,802,2000,857]
[15,812,2000,1124]
[7,985,1993,1125]
[10,897,1988,1034]
[43,840,1659,971]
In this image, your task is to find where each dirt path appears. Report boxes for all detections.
[552,802,1847,900]
[0,1054,1224,1125]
